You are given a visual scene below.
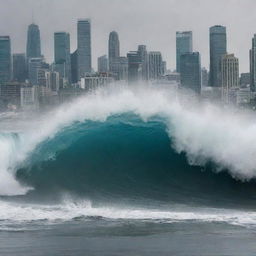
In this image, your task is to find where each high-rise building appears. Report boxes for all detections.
[0,36,11,84]
[77,19,92,79]
[28,57,43,85]
[161,61,167,75]
[45,71,60,92]
[209,25,227,87]
[221,54,239,103]
[54,32,71,83]
[240,73,250,88]
[137,45,148,80]
[176,31,193,73]
[127,51,142,84]
[13,53,27,82]
[201,68,209,87]
[37,68,47,87]
[250,34,256,92]
[112,57,128,81]
[108,31,120,73]
[98,55,108,73]
[71,50,78,84]
[180,52,201,94]
[26,24,41,59]
[148,51,163,80]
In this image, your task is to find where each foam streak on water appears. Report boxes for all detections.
[0,199,255,230]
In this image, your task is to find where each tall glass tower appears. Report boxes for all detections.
[250,34,256,92]
[180,52,201,94]
[108,31,120,72]
[209,25,227,87]
[54,32,71,83]
[176,31,193,73]
[0,36,11,84]
[77,19,91,80]
[26,23,41,59]
[13,53,27,82]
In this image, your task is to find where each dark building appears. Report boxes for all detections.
[28,57,43,85]
[209,25,227,87]
[176,31,193,73]
[201,67,209,87]
[54,32,71,83]
[26,24,41,59]
[0,36,11,85]
[127,51,142,84]
[77,19,91,79]
[108,31,120,73]
[13,53,27,82]
[240,72,250,88]
[180,52,201,94]
[71,50,78,84]
[250,35,256,91]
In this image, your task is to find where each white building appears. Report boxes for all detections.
[81,75,114,91]
[148,52,163,80]
[221,54,239,104]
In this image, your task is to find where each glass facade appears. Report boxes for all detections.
[77,19,91,79]
[209,25,227,87]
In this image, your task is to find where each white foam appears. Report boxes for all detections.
[1,84,256,195]
[0,199,255,229]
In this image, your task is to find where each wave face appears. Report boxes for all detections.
[14,114,256,208]
[1,85,256,206]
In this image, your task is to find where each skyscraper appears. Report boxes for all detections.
[77,19,92,80]
[0,36,11,84]
[176,31,193,73]
[110,57,128,81]
[108,31,120,73]
[13,53,27,82]
[221,54,239,103]
[54,32,71,83]
[137,45,148,80]
[209,25,227,87]
[98,55,108,73]
[250,34,256,92]
[26,24,41,59]
[127,51,142,84]
[71,50,78,84]
[180,52,201,94]
[148,51,163,80]
[201,67,209,87]
[28,57,43,85]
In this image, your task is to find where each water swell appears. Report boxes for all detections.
[13,115,256,208]
[1,85,256,200]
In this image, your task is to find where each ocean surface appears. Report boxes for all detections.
[1,86,256,255]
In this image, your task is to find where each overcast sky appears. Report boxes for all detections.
[0,0,255,72]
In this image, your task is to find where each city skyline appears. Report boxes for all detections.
[1,0,255,73]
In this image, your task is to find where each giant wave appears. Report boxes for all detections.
[1,85,256,206]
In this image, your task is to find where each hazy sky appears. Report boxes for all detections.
[0,0,255,72]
